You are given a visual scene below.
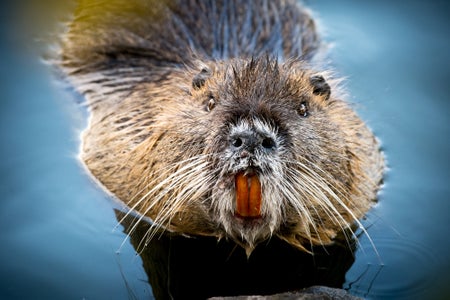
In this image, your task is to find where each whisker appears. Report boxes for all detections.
[285,167,355,250]
[116,154,213,250]
[116,154,212,224]
[282,158,380,259]
[144,168,215,243]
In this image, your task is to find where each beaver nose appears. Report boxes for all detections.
[231,132,276,152]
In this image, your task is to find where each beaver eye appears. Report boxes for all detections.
[298,102,308,117]
[206,97,216,112]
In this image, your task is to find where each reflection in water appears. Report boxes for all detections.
[346,237,437,299]
[117,211,357,299]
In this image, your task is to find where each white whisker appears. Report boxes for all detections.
[282,158,380,258]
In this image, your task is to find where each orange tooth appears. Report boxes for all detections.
[235,172,262,218]
[235,172,249,217]
[248,175,261,217]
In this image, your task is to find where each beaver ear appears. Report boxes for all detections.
[310,75,331,100]
[192,67,212,90]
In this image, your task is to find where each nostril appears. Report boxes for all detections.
[232,137,243,148]
[261,137,276,149]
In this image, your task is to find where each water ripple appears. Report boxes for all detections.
[345,237,438,299]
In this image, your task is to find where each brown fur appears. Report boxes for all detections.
[57,0,384,255]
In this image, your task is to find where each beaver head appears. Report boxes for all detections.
[91,57,382,255]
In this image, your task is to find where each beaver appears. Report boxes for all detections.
[57,0,384,255]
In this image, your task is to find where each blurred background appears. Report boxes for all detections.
[0,0,449,299]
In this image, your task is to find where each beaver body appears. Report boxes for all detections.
[59,0,384,254]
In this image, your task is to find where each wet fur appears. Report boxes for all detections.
[57,0,384,255]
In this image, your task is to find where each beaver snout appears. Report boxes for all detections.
[229,127,277,154]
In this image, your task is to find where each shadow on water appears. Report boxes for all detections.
[116,210,357,299]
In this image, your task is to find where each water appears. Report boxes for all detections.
[1,0,449,299]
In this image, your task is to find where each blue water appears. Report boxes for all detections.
[1,0,449,299]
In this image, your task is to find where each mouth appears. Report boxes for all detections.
[234,171,262,219]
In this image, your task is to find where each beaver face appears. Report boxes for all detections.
[185,57,356,253]
[84,56,379,256]
[74,55,382,255]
